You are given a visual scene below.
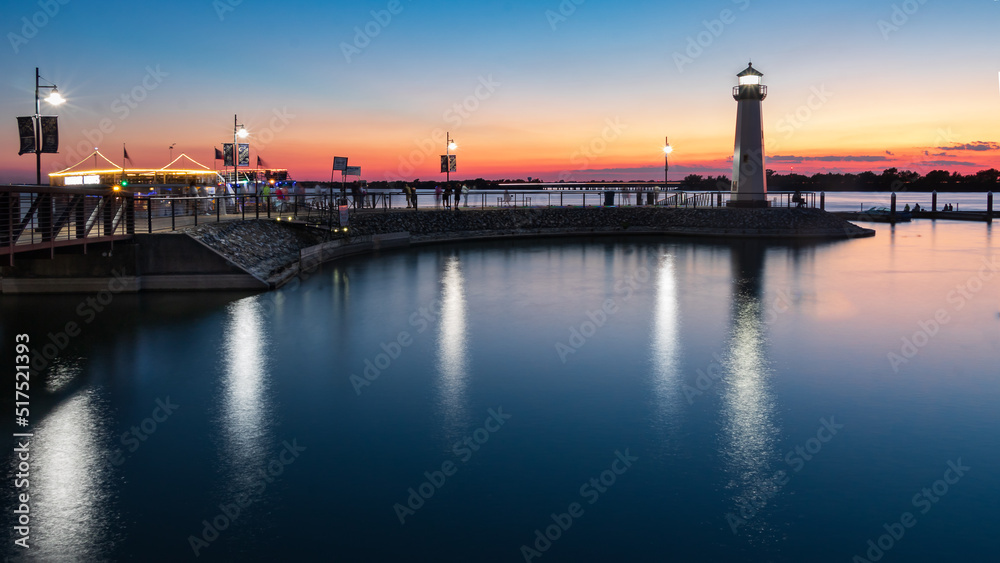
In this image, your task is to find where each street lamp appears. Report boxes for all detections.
[663,137,673,190]
[446,132,457,183]
[33,67,65,185]
[233,115,248,190]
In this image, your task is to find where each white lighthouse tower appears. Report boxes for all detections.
[728,62,769,208]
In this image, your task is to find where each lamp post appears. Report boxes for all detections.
[33,67,65,185]
[234,115,247,190]
[446,132,457,183]
[663,137,673,191]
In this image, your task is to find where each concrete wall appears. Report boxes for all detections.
[1,234,266,293]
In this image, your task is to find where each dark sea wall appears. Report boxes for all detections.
[348,207,875,239]
[186,208,874,287]
[0,209,873,293]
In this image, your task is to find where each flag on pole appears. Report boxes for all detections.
[123,145,133,167]
[215,147,224,160]
[257,155,267,168]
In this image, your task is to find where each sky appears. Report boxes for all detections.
[1,0,999,183]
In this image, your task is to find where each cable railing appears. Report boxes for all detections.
[2,185,135,261]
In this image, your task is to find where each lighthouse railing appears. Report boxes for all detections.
[733,85,766,99]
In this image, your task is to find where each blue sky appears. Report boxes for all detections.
[2,0,998,181]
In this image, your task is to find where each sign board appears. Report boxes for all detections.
[333,156,348,171]
[339,204,349,227]
[345,166,361,176]
[64,175,100,186]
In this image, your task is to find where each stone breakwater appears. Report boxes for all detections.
[183,220,325,281]
[7,208,871,294]
[178,208,873,289]
[349,207,875,240]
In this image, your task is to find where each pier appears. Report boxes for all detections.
[1,183,876,294]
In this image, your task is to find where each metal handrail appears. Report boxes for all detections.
[1,185,135,262]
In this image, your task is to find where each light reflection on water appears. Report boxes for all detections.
[650,253,682,422]
[720,245,781,541]
[29,389,118,561]
[43,361,83,394]
[219,298,273,494]
[436,254,470,439]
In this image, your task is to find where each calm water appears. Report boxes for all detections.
[2,220,998,562]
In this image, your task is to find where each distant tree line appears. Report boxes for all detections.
[682,168,1000,192]
[303,168,1000,192]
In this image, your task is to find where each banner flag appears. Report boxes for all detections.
[238,143,250,167]
[223,143,234,167]
[16,117,34,155]
[440,155,456,172]
[39,116,58,153]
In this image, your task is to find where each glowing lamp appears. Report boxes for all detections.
[45,88,65,105]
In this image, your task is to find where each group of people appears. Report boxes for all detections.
[433,183,470,210]
[350,184,380,209]
[402,183,418,208]
[182,183,219,215]
[903,203,955,212]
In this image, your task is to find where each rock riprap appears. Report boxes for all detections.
[184,220,325,280]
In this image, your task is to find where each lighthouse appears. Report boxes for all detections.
[728,62,769,208]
